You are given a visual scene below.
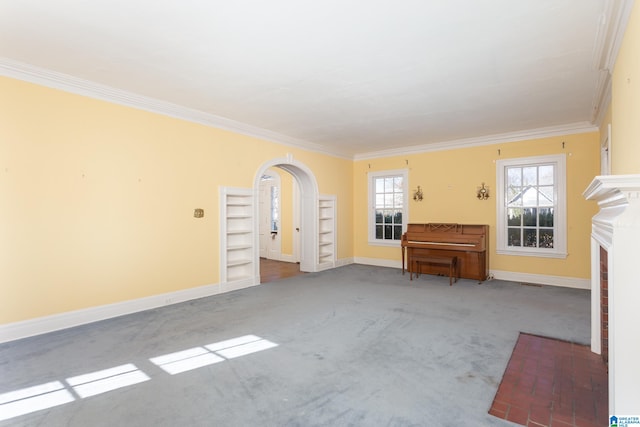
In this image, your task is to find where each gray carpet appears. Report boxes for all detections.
[0,264,591,426]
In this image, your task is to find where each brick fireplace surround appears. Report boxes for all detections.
[584,174,640,415]
[599,246,608,366]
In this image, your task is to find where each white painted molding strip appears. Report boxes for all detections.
[0,283,222,344]
[354,257,589,289]
[490,270,590,290]
[355,122,599,160]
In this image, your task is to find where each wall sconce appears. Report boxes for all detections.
[413,186,424,202]
[476,183,489,200]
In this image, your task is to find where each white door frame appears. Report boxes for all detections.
[292,178,301,263]
[254,155,318,273]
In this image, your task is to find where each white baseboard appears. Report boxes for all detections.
[353,257,402,269]
[335,257,354,268]
[279,254,295,263]
[490,269,590,290]
[315,258,354,271]
[316,262,335,272]
[351,258,590,290]
[0,278,259,344]
[222,276,260,292]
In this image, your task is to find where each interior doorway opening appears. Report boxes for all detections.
[258,166,304,283]
[258,169,285,261]
[254,156,319,278]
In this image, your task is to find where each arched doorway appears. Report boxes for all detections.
[254,155,318,273]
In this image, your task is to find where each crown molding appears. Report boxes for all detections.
[590,0,634,125]
[591,70,613,126]
[354,122,599,161]
[592,0,635,73]
[0,57,351,160]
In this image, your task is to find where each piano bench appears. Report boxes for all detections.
[411,256,458,286]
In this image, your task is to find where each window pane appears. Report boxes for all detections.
[394,211,402,224]
[384,225,393,239]
[507,168,521,186]
[394,176,403,190]
[522,187,538,206]
[270,186,279,232]
[375,194,384,208]
[384,177,394,192]
[539,165,554,185]
[508,228,521,246]
[539,208,554,227]
[394,192,403,206]
[375,210,383,224]
[384,194,393,207]
[507,208,522,226]
[384,211,393,224]
[375,178,384,193]
[523,167,537,186]
[393,225,402,240]
[507,187,522,206]
[523,228,537,247]
[376,225,383,239]
[539,229,554,248]
[523,208,537,226]
[539,186,554,206]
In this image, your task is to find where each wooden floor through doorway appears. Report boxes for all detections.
[260,258,305,283]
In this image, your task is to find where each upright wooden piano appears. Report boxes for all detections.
[401,223,489,282]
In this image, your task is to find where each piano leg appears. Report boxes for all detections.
[401,246,406,275]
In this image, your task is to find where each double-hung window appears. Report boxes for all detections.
[270,186,279,232]
[496,154,567,258]
[368,169,408,245]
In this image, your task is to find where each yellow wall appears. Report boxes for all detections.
[0,76,353,324]
[353,132,600,278]
[611,0,640,174]
[278,168,293,256]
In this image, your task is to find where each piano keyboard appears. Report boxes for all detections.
[407,241,476,247]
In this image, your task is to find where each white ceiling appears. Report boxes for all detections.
[0,1,619,158]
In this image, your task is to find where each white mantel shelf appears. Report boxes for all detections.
[584,174,640,201]
[583,174,640,415]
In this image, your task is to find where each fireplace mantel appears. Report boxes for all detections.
[584,175,640,248]
[584,174,640,415]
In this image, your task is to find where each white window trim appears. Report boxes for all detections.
[367,169,409,247]
[496,154,567,258]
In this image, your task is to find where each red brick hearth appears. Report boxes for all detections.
[489,333,608,427]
